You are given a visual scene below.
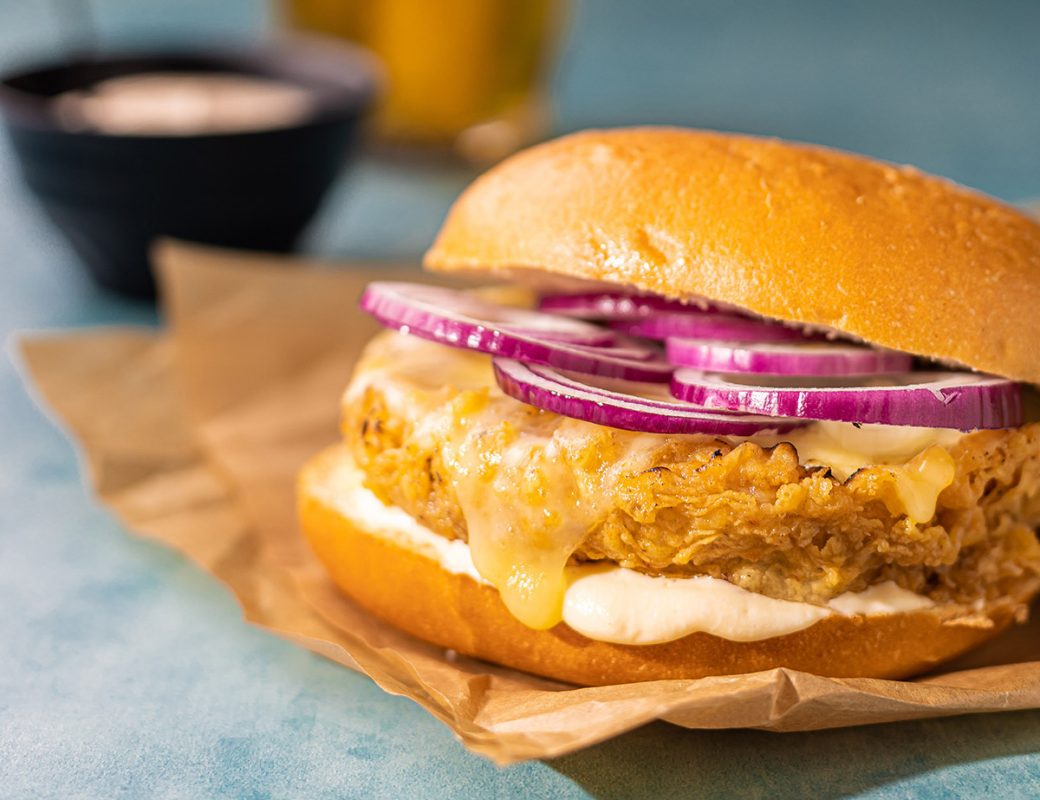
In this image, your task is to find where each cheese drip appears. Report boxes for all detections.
[879,445,956,524]
[438,398,660,629]
[756,422,959,522]
[349,333,966,630]
[445,416,591,628]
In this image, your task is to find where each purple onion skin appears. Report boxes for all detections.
[493,360,803,436]
[538,292,722,320]
[664,338,913,376]
[359,282,1022,431]
[364,308,673,382]
[670,371,1023,430]
[360,283,612,345]
[616,313,819,343]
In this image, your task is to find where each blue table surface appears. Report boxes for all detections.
[4,2,1040,797]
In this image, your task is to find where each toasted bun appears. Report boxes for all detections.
[425,127,1040,384]
[299,445,1011,686]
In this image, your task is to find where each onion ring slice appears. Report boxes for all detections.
[539,291,721,319]
[616,312,818,343]
[360,282,673,382]
[494,359,804,435]
[670,369,1022,430]
[665,338,913,376]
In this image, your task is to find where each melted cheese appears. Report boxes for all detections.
[350,333,664,629]
[759,421,962,482]
[753,422,960,523]
[436,404,662,628]
[879,445,956,524]
[348,333,964,630]
[315,450,936,644]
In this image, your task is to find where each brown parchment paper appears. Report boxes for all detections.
[16,240,1040,765]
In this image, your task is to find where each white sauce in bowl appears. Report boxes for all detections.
[52,72,316,135]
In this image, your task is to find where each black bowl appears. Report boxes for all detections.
[0,40,379,299]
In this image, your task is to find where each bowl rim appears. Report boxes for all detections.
[0,35,382,139]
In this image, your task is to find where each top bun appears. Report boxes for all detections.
[425,127,1040,384]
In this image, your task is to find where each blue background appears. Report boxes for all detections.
[3,1,1040,797]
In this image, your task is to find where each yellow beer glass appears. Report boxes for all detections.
[285,0,563,161]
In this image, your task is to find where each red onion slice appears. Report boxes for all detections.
[616,312,817,343]
[494,359,804,435]
[670,369,1022,430]
[539,291,721,319]
[665,338,914,376]
[566,340,660,362]
[362,282,615,345]
[360,282,673,382]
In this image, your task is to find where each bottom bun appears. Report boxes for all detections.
[298,445,1012,686]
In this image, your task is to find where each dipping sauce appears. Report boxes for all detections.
[51,72,317,135]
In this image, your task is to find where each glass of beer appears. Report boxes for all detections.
[284,0,564,162]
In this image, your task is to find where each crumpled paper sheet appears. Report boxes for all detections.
[17,240,1040,765]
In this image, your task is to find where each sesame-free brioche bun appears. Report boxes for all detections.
[299,445,1012,686]
[425,127,1040,384]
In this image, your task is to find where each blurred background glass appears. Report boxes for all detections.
[285,0,562,162]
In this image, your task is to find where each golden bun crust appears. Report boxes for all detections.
[425,127,1040,384]
[299,445,1011,686]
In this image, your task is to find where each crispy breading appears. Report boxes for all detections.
[343,334,1040,612]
